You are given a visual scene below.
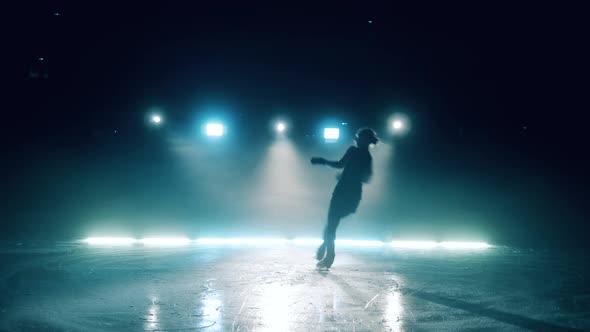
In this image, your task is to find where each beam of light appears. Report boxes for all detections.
[83,237,137,245]
[140,237,191,245]
[247,138,319,225]
[195,238,289,245]
[205,123,224,136]
[323,127,340,140]
[390,241,491,249]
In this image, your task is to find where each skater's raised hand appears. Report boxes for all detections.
[311,157,326,165]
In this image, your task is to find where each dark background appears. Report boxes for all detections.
[2,2,589,248]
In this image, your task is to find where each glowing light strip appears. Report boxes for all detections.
[83,237,137,245]
[390,241,490,249]
[336,240,384,247]
[291,238,323,245]
[438,241,491,249]
[195,238,288,245]
[140,238,191,245]
[82,237,491,249]
[390,241,438,249]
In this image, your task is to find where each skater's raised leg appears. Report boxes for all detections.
[315,243,326,261]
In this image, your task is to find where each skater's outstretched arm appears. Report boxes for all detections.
[311,147,353,169]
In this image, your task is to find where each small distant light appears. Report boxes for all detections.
[392,120,403,130]
[151,115,162,124]
[38,57,44,61]
[324,128,340,140]
[206,123,224,137]
[368,20,373,24]
[276,122,286,133]
[342,122,348,125]
[53,12,60,16]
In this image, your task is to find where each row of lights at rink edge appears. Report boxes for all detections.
[82,237,491,249]
[148,112,411,141]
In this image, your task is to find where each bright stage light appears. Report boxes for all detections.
[324,128,340,140]
[276,122,286,133]
[205,123,224,137]
[152,115,162,124]
[388,113,410,136]
[140,237,191,245]
[83,237,137,245]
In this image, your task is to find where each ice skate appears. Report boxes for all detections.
[316,254,335,269]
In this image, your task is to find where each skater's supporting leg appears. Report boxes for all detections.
[318,211,341,268]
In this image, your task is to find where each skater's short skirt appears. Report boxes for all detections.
[330,183,362,217]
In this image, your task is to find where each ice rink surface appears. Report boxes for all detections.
[0,242,588,331]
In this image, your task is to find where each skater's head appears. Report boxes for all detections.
[355,128,378,147]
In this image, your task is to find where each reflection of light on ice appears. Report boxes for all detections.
[385,290,403,331]
[258,283,291,331]
[145,298,159,330]
[201,292,222,330]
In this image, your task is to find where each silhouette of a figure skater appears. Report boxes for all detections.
[311,128,378,268]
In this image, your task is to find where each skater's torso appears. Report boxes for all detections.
[337,146,372,191]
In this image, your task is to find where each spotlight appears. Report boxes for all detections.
[276,122,286,133]
[150,114,162,125]
[206,123,224,137]
[388,113,410,136]
[324,128,340,141]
